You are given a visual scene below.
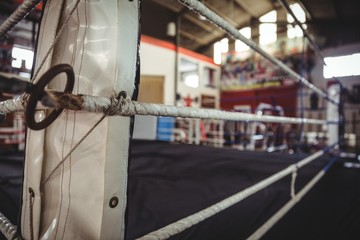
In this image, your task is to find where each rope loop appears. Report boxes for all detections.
[107,91,132,116]
[290,167,298,199]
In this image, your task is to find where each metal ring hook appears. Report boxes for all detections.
[26,64,75,130]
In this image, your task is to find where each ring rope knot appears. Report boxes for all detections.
[107,91,132,116]
[21,94,29,109]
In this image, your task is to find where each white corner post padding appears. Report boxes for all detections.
[21,0,140,239]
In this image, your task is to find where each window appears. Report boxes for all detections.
[323,53,360,78]
[235,27,251,52]
[204,67,216,88]
[259,10,277,45]
[12,46,34,70]
[180,58,199,88]
[287,3,307,39]
[213,38,229,64]
[184,74,199,88]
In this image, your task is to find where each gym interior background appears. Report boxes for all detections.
[1,0,360,239]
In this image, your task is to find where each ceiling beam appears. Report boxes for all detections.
[183,14,213,32]
[150,0,184,13]
[182,13,223,38]
[297,0,313,20]
[179,30,209,45]
[234,0,256,17]
[204,2,238,27]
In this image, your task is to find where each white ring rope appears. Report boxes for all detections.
[247,157,336,240]
[290,169,298,199]
[177,0,339,106]
[137,148,332,240]
[247,156,337,239]
[0,0,42,38]
[0,93,331,125]
[0,212,19,240]
[0,96,25,114]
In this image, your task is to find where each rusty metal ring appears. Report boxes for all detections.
[26,64,75,130]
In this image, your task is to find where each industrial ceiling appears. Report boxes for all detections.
[1,0,360,57]
[143,0,360,56]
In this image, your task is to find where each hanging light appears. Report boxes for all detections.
[167,22,176,37]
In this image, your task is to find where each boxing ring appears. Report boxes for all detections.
[0,0,343,239]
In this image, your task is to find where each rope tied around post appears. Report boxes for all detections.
[107,91,133,116]
[40,90,134,186]
[1,90,333,127]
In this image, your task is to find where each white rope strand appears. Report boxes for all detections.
[0,94,330,125]
[247,169,326,240]
[119,99,326,125]
[0,211,20,240]
[0,0,42,38]
[136,149,329,240]
[82,94,328,125]
[177,0,338,106]
[0,96,25,114]
[290,169,298,198]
